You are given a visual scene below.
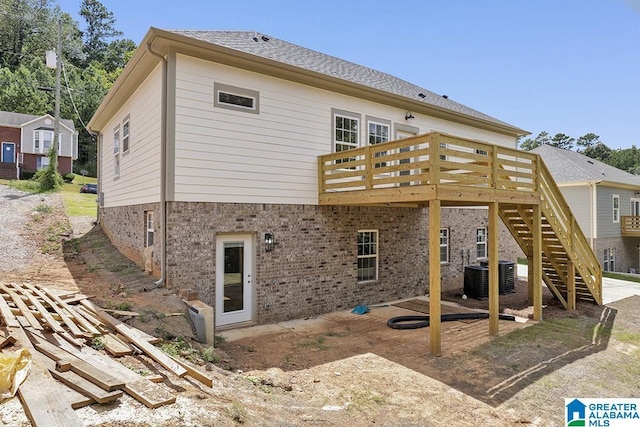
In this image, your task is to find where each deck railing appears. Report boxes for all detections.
[318,132,538,194]
[621,216,640,237]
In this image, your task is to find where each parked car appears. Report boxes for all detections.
[80,183,97,194]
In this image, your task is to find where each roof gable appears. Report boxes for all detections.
[532,144,640,187]
[0,110,76,131]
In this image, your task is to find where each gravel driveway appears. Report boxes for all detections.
[0,185,61,272]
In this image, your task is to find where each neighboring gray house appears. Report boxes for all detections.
[88,28,533,331]
[0,111,78,179]
[533,144,640,273]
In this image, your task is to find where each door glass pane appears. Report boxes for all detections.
[223,242,244,313]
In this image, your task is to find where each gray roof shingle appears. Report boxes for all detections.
[532,144,640,187]
[0,110,75,130]
[165,30,522,132]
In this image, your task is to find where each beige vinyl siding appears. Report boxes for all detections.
[559,185,592,239]
[173,54,516,205]
[100,66,162,208]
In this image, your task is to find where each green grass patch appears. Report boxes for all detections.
[60,180,98,218]
[297,335,328,350]
[603,271,640,283]
[612,327,640,345]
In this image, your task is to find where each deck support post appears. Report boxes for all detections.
[532,204,543,320]
[527,254,534,305]
[567,260,576,310]
[429,199,441,356]
[488,202,499,335]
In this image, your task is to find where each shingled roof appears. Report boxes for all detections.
[0,110,75,130]
[533,144,640,187]
[165,30,523,133]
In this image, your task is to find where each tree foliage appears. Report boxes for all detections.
[0,0,135,177]
[520,130,640,175]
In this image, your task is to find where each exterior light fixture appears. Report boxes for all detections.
[405,111,415,120]
[264,232,275,252]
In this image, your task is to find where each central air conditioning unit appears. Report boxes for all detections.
[464,265,489,299]
[479,260,516,294]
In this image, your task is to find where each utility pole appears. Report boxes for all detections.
[53,19,62,171]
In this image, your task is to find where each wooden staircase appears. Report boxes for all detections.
[499,160,602,307]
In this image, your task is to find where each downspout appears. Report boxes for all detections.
[146,42,168,288]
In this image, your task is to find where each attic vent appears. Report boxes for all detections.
[261,35,269,42]
[587,160,594,164]
[442,95,449,99]
[418,93,426,99]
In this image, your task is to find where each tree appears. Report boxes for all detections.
[550,133,575,150]
[518,131,551,151]
[576,133,601,152]
[79,0,122,65]
[582,143,612,163]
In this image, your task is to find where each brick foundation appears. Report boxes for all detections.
[100,202,523,324]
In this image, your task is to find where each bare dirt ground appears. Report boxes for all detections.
[1,186,639,426]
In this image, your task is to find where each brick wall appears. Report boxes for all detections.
[594,236,640,273]
[100,202,523,324]
[0,126,20,179]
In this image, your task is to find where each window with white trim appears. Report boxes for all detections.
[368,118,390,168]
[145,211,154,247]
[36,156,50,170]
[440,228,449,263]
[357,230,378,282]
[613,194,620,223]
[113,126,120,178]
[122,116,130,153]
[333,110,360,167]
[604,248,616,272]
[476,227,487,259]
[33,130,60,154]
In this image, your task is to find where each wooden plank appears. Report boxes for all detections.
[60,386,95,409]
[0,284,43,330]
[9,326,84,427]
[0,293,20,327]
[47,331,176,409]
[35,286,102,336]
[80,300,187,377]
[27,332,125,391]
[23,284,85,337]
[168,354,214,387]
[10,284,64,333]
[102,308,140,317]
[0,334,16,349]
[37,352,123,404]
[532,204,543,320]
[102,333,133,356]
[58,293,94,304]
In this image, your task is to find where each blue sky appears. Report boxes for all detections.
[57,0,640,149]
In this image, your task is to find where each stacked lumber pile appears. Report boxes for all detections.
[0,283,213,427]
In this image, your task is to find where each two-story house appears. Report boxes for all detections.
[0,111,78,179]
[88,29,601,352]
[533,144,640,273]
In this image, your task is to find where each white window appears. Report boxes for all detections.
[113,126,120,178]
[36,156,50,170]
[33,130,58,154]
[122,116,130,153]
[334,113,359,154]
[440,228,449,264]
[145,211,154,247]
[368,118,390,168]
[113,126,120,155]
[476,227,487,259]
[357,230,378,282]
[604,248,616,272]
[613,194,620,223]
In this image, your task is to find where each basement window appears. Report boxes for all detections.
[214,83,260,114]
[357,230,378,282]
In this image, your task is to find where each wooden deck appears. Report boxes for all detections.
[318,132,602,355]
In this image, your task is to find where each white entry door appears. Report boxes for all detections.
[216,234,253,326]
